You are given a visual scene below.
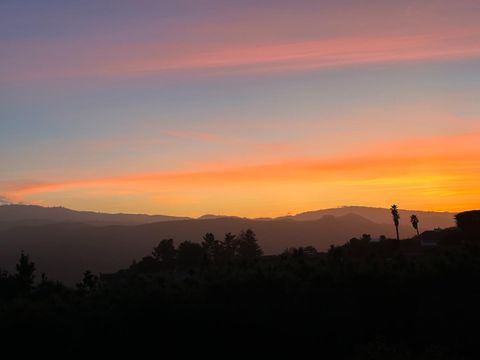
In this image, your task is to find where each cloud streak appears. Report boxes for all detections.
[3,30,480,81]
[1,1,480,216]
[4,132,480,216]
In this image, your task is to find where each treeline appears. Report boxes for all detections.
[0,251,67,300]
[1,214,480,357]
[0,228,263,299]
[148,229,262,270]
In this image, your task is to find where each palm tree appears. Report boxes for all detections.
[390,204,400,241]
[410,214,420,236]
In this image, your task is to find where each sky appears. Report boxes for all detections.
[1,0,480,217]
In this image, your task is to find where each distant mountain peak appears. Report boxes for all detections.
[0,203,456,230]
[197,214,233,220]
[0,204,190,227]
[277,205,456,229]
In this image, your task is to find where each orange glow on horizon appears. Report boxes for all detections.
[4,132,480,217]
[2,1,480,219]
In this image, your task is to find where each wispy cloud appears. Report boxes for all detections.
[3,30,480,81]
[3,1,480,83]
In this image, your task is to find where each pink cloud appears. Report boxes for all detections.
[71,32,480,78]
[3,29,480,81]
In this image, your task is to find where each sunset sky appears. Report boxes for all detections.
[1,0,480,217]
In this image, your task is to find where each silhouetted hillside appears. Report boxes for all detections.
[0,204,457,284]
[0,214,409,284]
[0,204,190,229]
[0,205,455,234]
[0,210,479,356]
[279,205,455,232]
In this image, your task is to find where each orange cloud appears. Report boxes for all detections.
[4,132,480,216]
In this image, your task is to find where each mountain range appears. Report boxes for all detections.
[0,204,456,284]
[0,204,455,228]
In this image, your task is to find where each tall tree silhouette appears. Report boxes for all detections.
[221,232,238,262]
[152,239,177,268]
[77,270,99,294]
[390,204,400,241]
[177,241,204,270]
[15,251,35,293]
[410,214,420,236]
[201,232,221,263]
[237,229,263,260]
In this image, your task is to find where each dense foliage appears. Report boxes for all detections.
[1,219,480,357]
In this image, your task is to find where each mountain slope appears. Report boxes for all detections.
[0,204,456,230]
[0,204,458,284]
[0,204,190,229]
[0,214,407,284]
[279,206,456,229]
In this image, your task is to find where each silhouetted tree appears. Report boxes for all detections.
[177,241,204,270]
[133,256,162,273]
[303,246,319,257]
[237,229,263,260]
[455,210,480,234]
[390,204,400,241]
[349,237,361,245]
[77,270,99,294]
[221,232,238,262]
[201,233,221,263]
[36,273,66,298]
[290,247,319,258]
[15,251,35,292]
[361,234,372,242]
[282,247,305,258]
[152,239,177,268]
[3,222,480,356]
[327,244,343,267]
[410,214,420,236]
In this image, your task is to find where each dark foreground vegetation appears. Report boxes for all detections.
[1,210,479,357]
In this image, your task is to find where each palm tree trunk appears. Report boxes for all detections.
[395,226,400,241]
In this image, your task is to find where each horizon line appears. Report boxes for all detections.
[0,202,466,219]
